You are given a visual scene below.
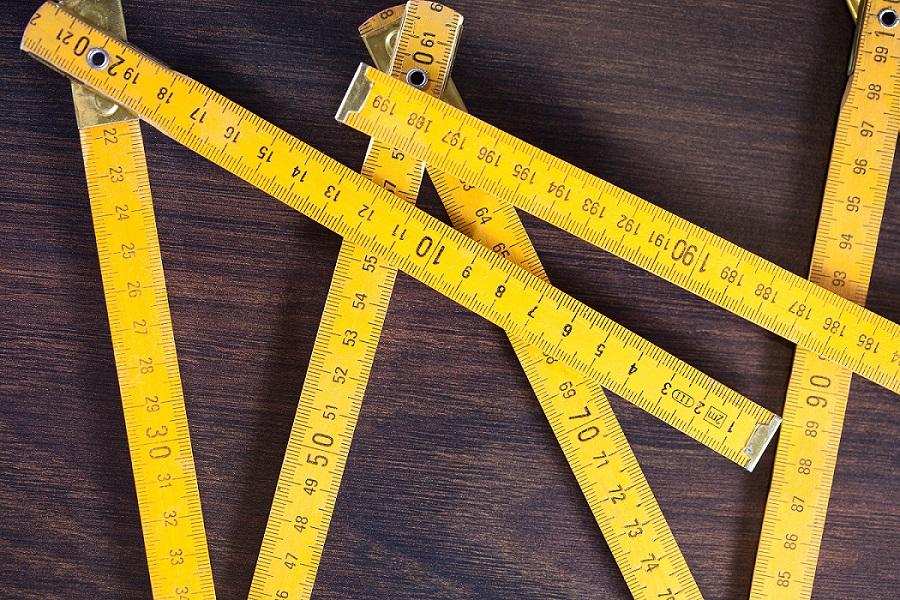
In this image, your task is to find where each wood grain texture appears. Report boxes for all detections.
[1,1,898,598]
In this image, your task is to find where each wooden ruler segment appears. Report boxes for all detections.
[22,1,778,470]
[82,120,215,600]
[63,2,216,599]
[750,1,898,597]
[247,3,461,599]
[360,8,702,599]
[82,118,217,600]
[334,65,900,397]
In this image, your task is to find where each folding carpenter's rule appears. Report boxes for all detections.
[19,1,900,598]
[334,69,899,400]
[249,4,468,599]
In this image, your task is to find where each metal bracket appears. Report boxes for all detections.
[361,15,467,111]
[63,0,132,128]
[743,415,782,472]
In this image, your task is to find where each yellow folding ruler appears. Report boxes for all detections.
[20,1,782,471]
[751,1,898,597]
[361,7,701,599]
[57,1,215,598]
[334,65,900,398]
[248,3,462,599]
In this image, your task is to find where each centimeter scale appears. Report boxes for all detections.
[22,1,798,473]
[249,3,472,599]
[362,7,703,599]
[336,4,900,596]
[334,71,899,399]
[752,1,899,598]
[56,0,215,598]
[18,0,900,598]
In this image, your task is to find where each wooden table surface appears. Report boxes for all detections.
[2,1,898,598]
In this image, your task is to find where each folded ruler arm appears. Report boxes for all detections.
[20,1,778,469]
[751,0,898,597]
[248,3,462,599]
[59,0,216,598]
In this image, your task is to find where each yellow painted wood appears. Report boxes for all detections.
[80,119,216,600]
[750,1,898,597]
[433,109,705,600]
[21,1,778,469]
[247,4,461,599]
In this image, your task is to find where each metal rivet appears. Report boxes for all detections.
[879,8,898,29]
[86,47,109,70]
[385,30,398,54]
[406,67,429,89]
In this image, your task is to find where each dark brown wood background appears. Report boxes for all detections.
[1,1,898,598]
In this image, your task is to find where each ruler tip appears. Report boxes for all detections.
[743,415,782,472]
[335,63,373,123]
[20,4,45,53]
